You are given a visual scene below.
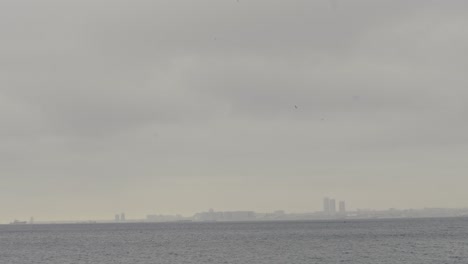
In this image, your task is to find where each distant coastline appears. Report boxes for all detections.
[5,207,468,225]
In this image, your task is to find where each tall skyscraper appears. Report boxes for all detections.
[329,199,336,214]
[121,213,126,222]
[323,197,330,214]
[115,214,120,222]
[339,201,346,213]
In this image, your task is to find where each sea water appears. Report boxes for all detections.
[1,217,467,263]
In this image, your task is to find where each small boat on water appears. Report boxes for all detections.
[10,220,28,225]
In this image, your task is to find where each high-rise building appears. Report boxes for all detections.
[329,199,336,214]
[323,197,330,214]
[339,201,346,213]
[121,213,126,222]
[115,214,120,222]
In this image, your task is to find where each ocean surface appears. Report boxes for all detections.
[1,217,467,264]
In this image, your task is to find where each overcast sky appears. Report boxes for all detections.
[1,0,468,222]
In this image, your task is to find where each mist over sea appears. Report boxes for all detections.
[1,217,467,264]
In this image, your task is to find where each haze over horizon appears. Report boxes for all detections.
[1,0,468,222]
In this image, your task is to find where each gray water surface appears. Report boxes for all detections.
[1,218,467,264]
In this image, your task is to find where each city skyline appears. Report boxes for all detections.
[4,193,468,223]
[8,197,468,224]
[8,204,468,225]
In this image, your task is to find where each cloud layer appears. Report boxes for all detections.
[1,0,468,221]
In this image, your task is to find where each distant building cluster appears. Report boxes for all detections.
[114,213,126,222]
[53,198,468,225]
[12,201,468,225]
[350,207,468,219]
[194,209,256,222]
[323,197,346,217]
